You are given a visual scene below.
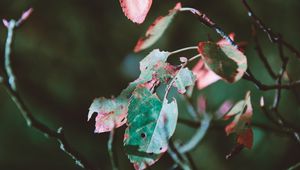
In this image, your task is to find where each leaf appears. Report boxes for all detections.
[119,0,153,24]
[237,128,253,149]
[173,68,196,94]
[88,97,128,133]
[192,59,221,90]
[197,41,247,83]
[134,3,182,52]
[88,50,176,134]
[224,91,253,149]
[124,86,178,170]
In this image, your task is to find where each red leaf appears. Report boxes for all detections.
[237,128,253,149]
[192,59,221,90]
[119,0,153,24]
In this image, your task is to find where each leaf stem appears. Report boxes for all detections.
[4,20,17,91]
[108,128,118,170]
[169,46,198,55]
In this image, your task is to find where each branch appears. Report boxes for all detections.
[1,12,96,170]
[180,7,236,47]
[260,100,300,144]
[272,38,289,110]
[178,113,211,154]
[178,118,287,136]
[167,140,192,170]
[288,161,300,170]
[243,70,300,91]
[242,0,300,59]
[252,25,277,79]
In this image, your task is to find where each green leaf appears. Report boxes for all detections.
[121,49,175,97]
[88,49,176,134]
[198,42,247,83]
[134,3,182,52]
[124,86,178,170]
[173,68,196,94]
[88,97,128,133]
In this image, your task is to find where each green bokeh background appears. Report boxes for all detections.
[0,0,300,169]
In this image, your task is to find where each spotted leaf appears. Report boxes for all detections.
[124,86,178,170]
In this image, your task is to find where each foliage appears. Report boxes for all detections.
[1,1,300,170]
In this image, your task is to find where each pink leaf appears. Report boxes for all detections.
[119,0,153,24]
[192,60,221,90]
[224,91,254,149]
[88,97,128,133]
[134,3,182,52]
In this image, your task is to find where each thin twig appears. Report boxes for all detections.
[272,37,289,110]
[260,102,300,144]
[252,25,277,79]
[242,0,300,59]
[108,128,118,170]
[287,161,300,170]
[2,17,96,170]
[178,118,287,135]
[243,70,300,91]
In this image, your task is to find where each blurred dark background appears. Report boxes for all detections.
[0,0,300,169]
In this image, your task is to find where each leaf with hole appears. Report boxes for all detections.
[134,3,182,52]
[124,86,178,170]
[88,97,128,133]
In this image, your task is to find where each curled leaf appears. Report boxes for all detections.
[119,0,153,24]
[225,91,253,149]
[134,3,182,52]
[172,68,196,94]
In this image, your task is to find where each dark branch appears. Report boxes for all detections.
[243,70,300,91]
[272,38,289,110]
[260,104,300,144]
[180,7,236,47]
[252,25,277,79]
[1,16,96,170]
[242,0,300,59]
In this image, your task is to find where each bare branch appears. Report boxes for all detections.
[1,14,97,170]
[252,25,277,79]
[242,0,300,59]
[243,70,300,91]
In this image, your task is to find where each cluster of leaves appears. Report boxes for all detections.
[88,2,252,169]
